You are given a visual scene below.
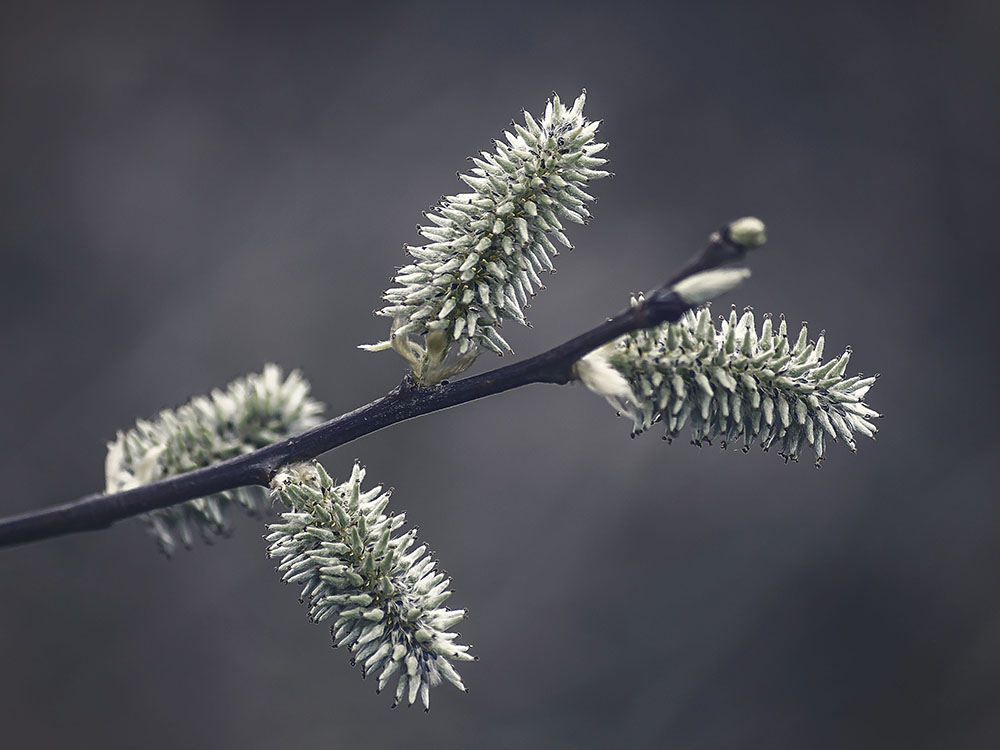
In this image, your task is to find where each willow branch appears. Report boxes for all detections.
[0,223,762,549]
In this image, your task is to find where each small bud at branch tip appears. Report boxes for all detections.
[727,217,767,248]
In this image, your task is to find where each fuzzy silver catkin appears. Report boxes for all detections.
[267,461,472,710]
[105,365,325,554]
[365,91,609,384]
[588,302,879,465]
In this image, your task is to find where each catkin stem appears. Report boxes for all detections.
[0,225,756,549]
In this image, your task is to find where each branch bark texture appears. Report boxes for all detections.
[0,225,759,549]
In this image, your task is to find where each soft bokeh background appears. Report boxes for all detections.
[2,1,998,748]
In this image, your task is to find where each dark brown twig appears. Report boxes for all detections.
[0,223,760,549]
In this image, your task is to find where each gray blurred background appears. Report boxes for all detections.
[1,1,998,748]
